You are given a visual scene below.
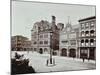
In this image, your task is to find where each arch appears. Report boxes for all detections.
[39,48,43,54]
[24,48,26,51]
[81,31,84,36]
[90,30,94,33]
[61,48,67,56]
[34,48,37,51]
[90,30,95,36]
[90,39,94,43]
[81,39,84,43]
[69,48,76,58]
[85,31,89,34]
[85,39,89,43]
[44,48,48,52]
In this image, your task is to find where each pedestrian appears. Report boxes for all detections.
[82,58,85,62]
[46,59,48,66]
[88,58,90,62]
[53,59,55,65]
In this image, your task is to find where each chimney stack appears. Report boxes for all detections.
[52,16,56,25]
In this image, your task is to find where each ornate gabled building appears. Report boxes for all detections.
[78,16,96,60]
[31,16,59,54]
[59,20,79,58]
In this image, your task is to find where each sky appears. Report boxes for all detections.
[11,0,95,40]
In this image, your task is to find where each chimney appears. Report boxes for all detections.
[52,16,56,25]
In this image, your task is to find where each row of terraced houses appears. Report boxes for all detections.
[11,16,96,60]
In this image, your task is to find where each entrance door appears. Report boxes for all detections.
[69,48,76,58]
[39,48,43,54]
[80,48,88,59]
[89,48,95,60]
[61,48,67,56]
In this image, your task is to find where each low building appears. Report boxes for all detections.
[78,16,96,60]
[11,35,32,51]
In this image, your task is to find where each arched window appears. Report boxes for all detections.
[90,39,94,46]
[90,30,95,36]
[81,31,84,36]
[81,40,84,43]
[85,39,89,46]
[90,39,94,43]
[44,48,48,52]
[85,39,89,43]
[85,31,89,36]
[81,39,84,46]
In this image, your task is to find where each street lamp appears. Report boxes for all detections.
[50,32,53,64]
[46,31,55,66]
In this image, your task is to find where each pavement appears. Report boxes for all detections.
[11,51,96,73]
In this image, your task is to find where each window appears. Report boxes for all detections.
[34,41,37,44]
[85,22,89,29]
[90,21,95,28]
[71,42,76,45]
[90,30,95,36]
[70,40,76,45]
[81,40,84,46]
[69,34,76,38]
[85,39,89,46]
[17,43,21,46]
[38,27,41,31]
[90,39,94,46]
[61,40,68,43]
[91,21,94,26]
[44,34,48,38]
[40,35,43,38]
[81,23,84,29]
[44,41,48,44]
[85,31,89,36]
[81,31,84,36]
[81,40,84,43]
[40,41,43,44]
[44,48,48,52]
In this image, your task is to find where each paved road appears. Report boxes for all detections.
[11,51,96,73]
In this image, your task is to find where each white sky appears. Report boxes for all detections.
[11,1,95,39]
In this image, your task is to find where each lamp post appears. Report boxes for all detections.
[50,32,53,64]
[46,31,56,66]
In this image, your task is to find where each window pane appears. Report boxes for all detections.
[44,41,48,44]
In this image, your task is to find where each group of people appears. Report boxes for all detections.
[15,52,24,59]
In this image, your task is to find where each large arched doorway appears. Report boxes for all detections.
[39,48,43,54]
[44,48,48,53]
[61,48,67,56]
[69,48,76,58]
